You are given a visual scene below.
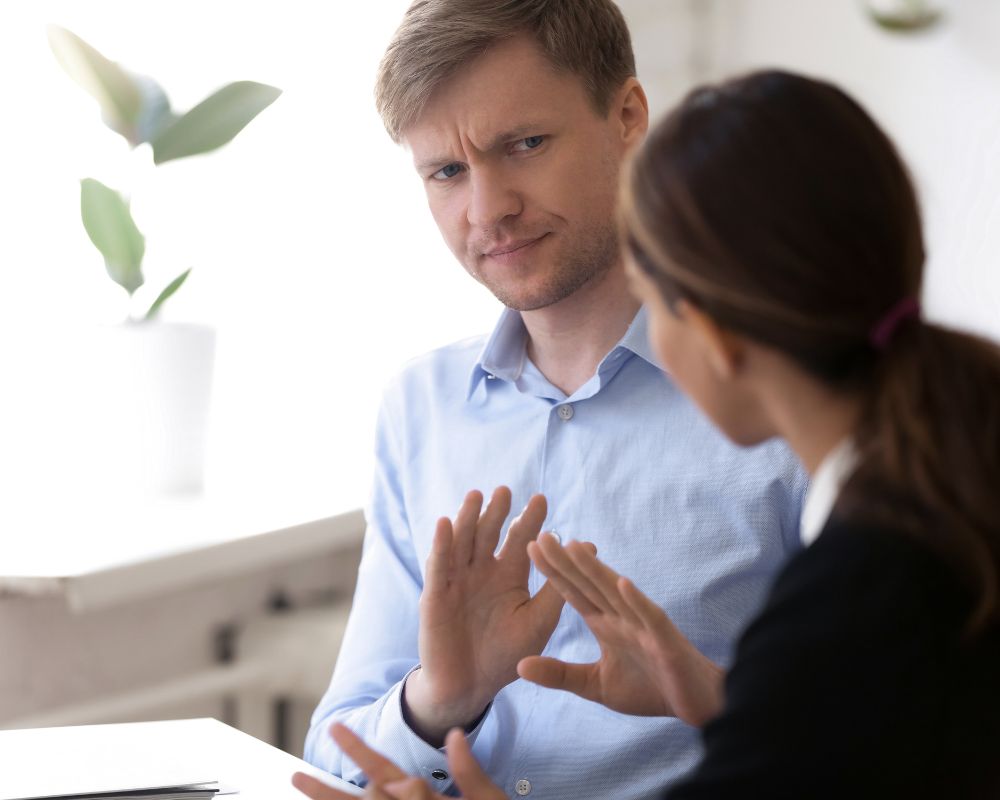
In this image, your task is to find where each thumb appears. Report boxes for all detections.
[445,729,499,797]
[517,656,599,702]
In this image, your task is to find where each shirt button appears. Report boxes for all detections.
[431,769,448,781]
[515,779,532,796]
[557,404,574,421]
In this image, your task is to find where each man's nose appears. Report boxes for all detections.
[467,169,522,229]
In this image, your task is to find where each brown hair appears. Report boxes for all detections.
[622,70,1000,631]
[375,0,636,142]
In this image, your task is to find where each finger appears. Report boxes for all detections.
[382,777,436,800]
[451,490,484,568]
[291,772,359,800]
[565,542,642,626]
[497,494,547,566]
[473,485,512,561]
[424,518,453,596]
[445,728,503,798]
[619,576,683,643]
[364,786,398,800]
[532,532,612,616]
[527,540,600,617]
[517,656,602,703]
[330,723,408,785]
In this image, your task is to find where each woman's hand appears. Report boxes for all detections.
[518,534,725,727]
[291,723,506,800]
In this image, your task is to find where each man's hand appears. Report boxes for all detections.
[403,487,565,745]
[291,723,505,800]
[518,533,725,727]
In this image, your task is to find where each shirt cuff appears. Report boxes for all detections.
[386,665,491,794]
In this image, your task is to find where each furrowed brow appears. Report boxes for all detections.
[414,123,545,172]
[483,123,543,152]
[416,153,456,172]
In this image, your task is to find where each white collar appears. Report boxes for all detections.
[800,439,858,546]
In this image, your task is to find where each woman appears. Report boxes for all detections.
[294,70,1000,798]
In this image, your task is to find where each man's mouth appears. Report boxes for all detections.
[482,234,548,257]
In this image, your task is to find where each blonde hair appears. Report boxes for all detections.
[375,0,636,142]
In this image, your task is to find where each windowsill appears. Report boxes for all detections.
[0,478,364,612]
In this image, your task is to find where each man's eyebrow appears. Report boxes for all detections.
[482,123,544,151]
[414,123,547,172]
[415,153,457,172]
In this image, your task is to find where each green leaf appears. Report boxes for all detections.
[151,81,281,165]
[80,178,145,295]
[131,72,177,144]
[145,268,192,320]
[48,26,143,145]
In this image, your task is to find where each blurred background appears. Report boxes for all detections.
[1,0,997,755]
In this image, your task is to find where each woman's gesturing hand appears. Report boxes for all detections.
[518,534,725,727]
[292,724,506,800]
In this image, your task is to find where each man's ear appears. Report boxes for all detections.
[614,78,649,149]
[675,299,744,380]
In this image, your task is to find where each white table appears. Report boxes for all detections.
[0,717,362,799]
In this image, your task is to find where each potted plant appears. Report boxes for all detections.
[862,0,943,32]
[48,26,281,493]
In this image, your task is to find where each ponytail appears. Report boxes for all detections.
[842,322,1000,632]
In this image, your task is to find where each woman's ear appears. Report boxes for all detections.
[675,299,744,380]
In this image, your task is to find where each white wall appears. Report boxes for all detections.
[621,0,1000,340]
[0,2,996,518]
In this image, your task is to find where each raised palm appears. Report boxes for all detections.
[518,534,725,727]
[405,487,566,743]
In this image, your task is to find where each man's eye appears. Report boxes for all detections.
[513,135,546,152]
[432,163,464,180]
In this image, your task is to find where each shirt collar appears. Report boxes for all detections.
[466,309,526,400]
[619,305,661,371]
[467,305,663,402]
[800,438,858,546]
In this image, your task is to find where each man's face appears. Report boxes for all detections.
[402,36,629,311]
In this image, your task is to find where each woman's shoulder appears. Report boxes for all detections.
[741,509,1000,668]
[772,512,967,614]
[711,509,1000,793]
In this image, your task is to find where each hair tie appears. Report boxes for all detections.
[870,297,921,350]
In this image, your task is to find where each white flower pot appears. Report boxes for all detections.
[92,321,216,495]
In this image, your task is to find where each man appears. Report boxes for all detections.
[305,2,806,797]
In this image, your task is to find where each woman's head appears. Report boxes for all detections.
[625,69,1000,629]
[622,71,923,428]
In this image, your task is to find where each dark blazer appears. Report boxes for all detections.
[666,516,1000,799]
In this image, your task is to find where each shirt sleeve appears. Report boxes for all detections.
[302,391,487,793]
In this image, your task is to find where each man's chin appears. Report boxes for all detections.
[485,269,611,312]
[489,286,574,312]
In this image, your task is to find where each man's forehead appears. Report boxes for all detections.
[400,36,593,160]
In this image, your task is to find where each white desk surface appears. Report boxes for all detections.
[0,717,362,799]
[0,485,365,612]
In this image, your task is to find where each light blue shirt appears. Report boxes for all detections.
[306,307,807,799]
